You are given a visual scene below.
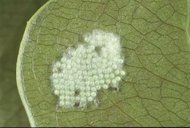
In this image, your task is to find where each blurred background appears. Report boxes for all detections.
[0,0,47,126]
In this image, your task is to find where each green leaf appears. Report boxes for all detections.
[17,0,190,127]
[0,0,47,126]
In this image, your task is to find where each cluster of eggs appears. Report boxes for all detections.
[51,30,125,108]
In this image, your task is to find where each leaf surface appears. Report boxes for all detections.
[17,0,190,126]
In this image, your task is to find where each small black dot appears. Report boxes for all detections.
[95,46,102,56]
[74,102,80,107]
[57,67,62,73]
[109,86,119,92]
[74,89,80,96]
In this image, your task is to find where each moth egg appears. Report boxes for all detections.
[115,76,121,81]
[54,90,59,95]
[103,84,108,89]
[120,71,125,76]
[59,101,65,106]
[87,96,93,102]
[91,92,97,97]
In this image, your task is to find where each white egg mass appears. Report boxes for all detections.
[51,29,125,108]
